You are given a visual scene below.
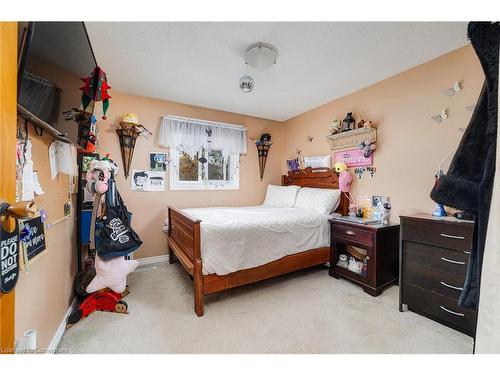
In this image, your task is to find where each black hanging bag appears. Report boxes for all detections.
[95,180,142,259]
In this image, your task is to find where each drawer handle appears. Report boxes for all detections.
[440,233,465,240]
[440,281,464,291]
[440,305,465,317]
[345,230,356,235]
[440,257,466,265]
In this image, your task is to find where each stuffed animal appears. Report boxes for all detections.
[359,141,377,158]
[364,121,375,129]
[329,120,342,135]
[334,161,347,173]
[339,170,353,193]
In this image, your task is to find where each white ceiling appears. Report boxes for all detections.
[86,22,469,121]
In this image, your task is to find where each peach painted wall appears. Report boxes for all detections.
[281,45,484,221]
[14,130,77,351]
[97,92,283,259]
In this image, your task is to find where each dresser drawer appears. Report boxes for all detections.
[404,283,476,336]
[402,219,473,252]
[404,241,469,275]
[404,262,465,300]
[332,224,373,246]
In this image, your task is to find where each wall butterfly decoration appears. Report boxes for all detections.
[307,136,314,143]
[443,81,461,97]
[431,109,448,123]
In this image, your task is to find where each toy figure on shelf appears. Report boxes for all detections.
[329,119,342,135]
[359,140,377,158]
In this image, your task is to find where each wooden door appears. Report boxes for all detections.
[0,21,18,354]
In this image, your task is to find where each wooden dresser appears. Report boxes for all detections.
[399,214,476,337]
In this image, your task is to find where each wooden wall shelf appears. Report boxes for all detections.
[326,127,377,151]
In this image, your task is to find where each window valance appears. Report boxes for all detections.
[159,115,247,158]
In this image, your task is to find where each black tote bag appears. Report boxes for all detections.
[95,183,142,260]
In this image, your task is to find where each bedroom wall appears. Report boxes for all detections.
[281,45,484,221]
[13,44,79,351]
[97,92,283,259]
[14,126,77,352]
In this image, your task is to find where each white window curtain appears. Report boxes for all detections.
[158,115,247,158]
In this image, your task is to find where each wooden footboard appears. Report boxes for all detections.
[167,206,204,316]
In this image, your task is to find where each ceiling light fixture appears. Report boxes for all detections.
[239,75,254,93]
[244,42,279,70]
[239,42,278,94]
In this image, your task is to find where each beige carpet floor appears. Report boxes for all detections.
[58,263,474,354]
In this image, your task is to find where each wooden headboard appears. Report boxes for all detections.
[282,167,349,216]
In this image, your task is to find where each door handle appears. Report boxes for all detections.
[440,233,465,240]
[440,281,464,291]
[440,305,465,317]
[440,257,466,265]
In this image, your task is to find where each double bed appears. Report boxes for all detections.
[167,168,349,316]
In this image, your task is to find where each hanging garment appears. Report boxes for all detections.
[431,22,500,309]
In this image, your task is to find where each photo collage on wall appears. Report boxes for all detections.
[130,152,169,192]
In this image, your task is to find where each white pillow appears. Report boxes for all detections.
[263,185,300,208]
[294,187,341,214]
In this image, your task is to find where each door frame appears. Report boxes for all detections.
[0,21,18,354]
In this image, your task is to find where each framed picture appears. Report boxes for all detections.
[149,152,168,171]
[131,169,166,192]
[372,195,382,207]
[303,155,331,169]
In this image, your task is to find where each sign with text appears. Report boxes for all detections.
[20,216,46,262]
[334,148,373,167]
[1,219,19,294]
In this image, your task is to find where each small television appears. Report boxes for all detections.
[18,22,97,146]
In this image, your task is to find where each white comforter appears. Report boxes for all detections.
[182,206,330,275]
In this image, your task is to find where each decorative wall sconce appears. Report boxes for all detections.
[255,133,273,181]
[116,113,142,179]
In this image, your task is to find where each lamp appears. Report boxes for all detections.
[244,42,279,70]
[239,42,278,93]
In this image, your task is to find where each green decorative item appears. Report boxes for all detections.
[80,66,111,120]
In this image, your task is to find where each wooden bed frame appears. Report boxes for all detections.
[167,167,349,316]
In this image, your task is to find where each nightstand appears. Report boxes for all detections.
[329,218,400,296]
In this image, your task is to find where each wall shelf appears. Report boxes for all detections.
[17,104,85,151]
[326,127,377,151]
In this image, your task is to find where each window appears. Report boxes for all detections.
[170,148,239,190]
[160,115,246,191]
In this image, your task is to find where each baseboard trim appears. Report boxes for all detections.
[47,297,77,354]
[137,254,169,268]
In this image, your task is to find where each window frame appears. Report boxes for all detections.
[169,147,240,191]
